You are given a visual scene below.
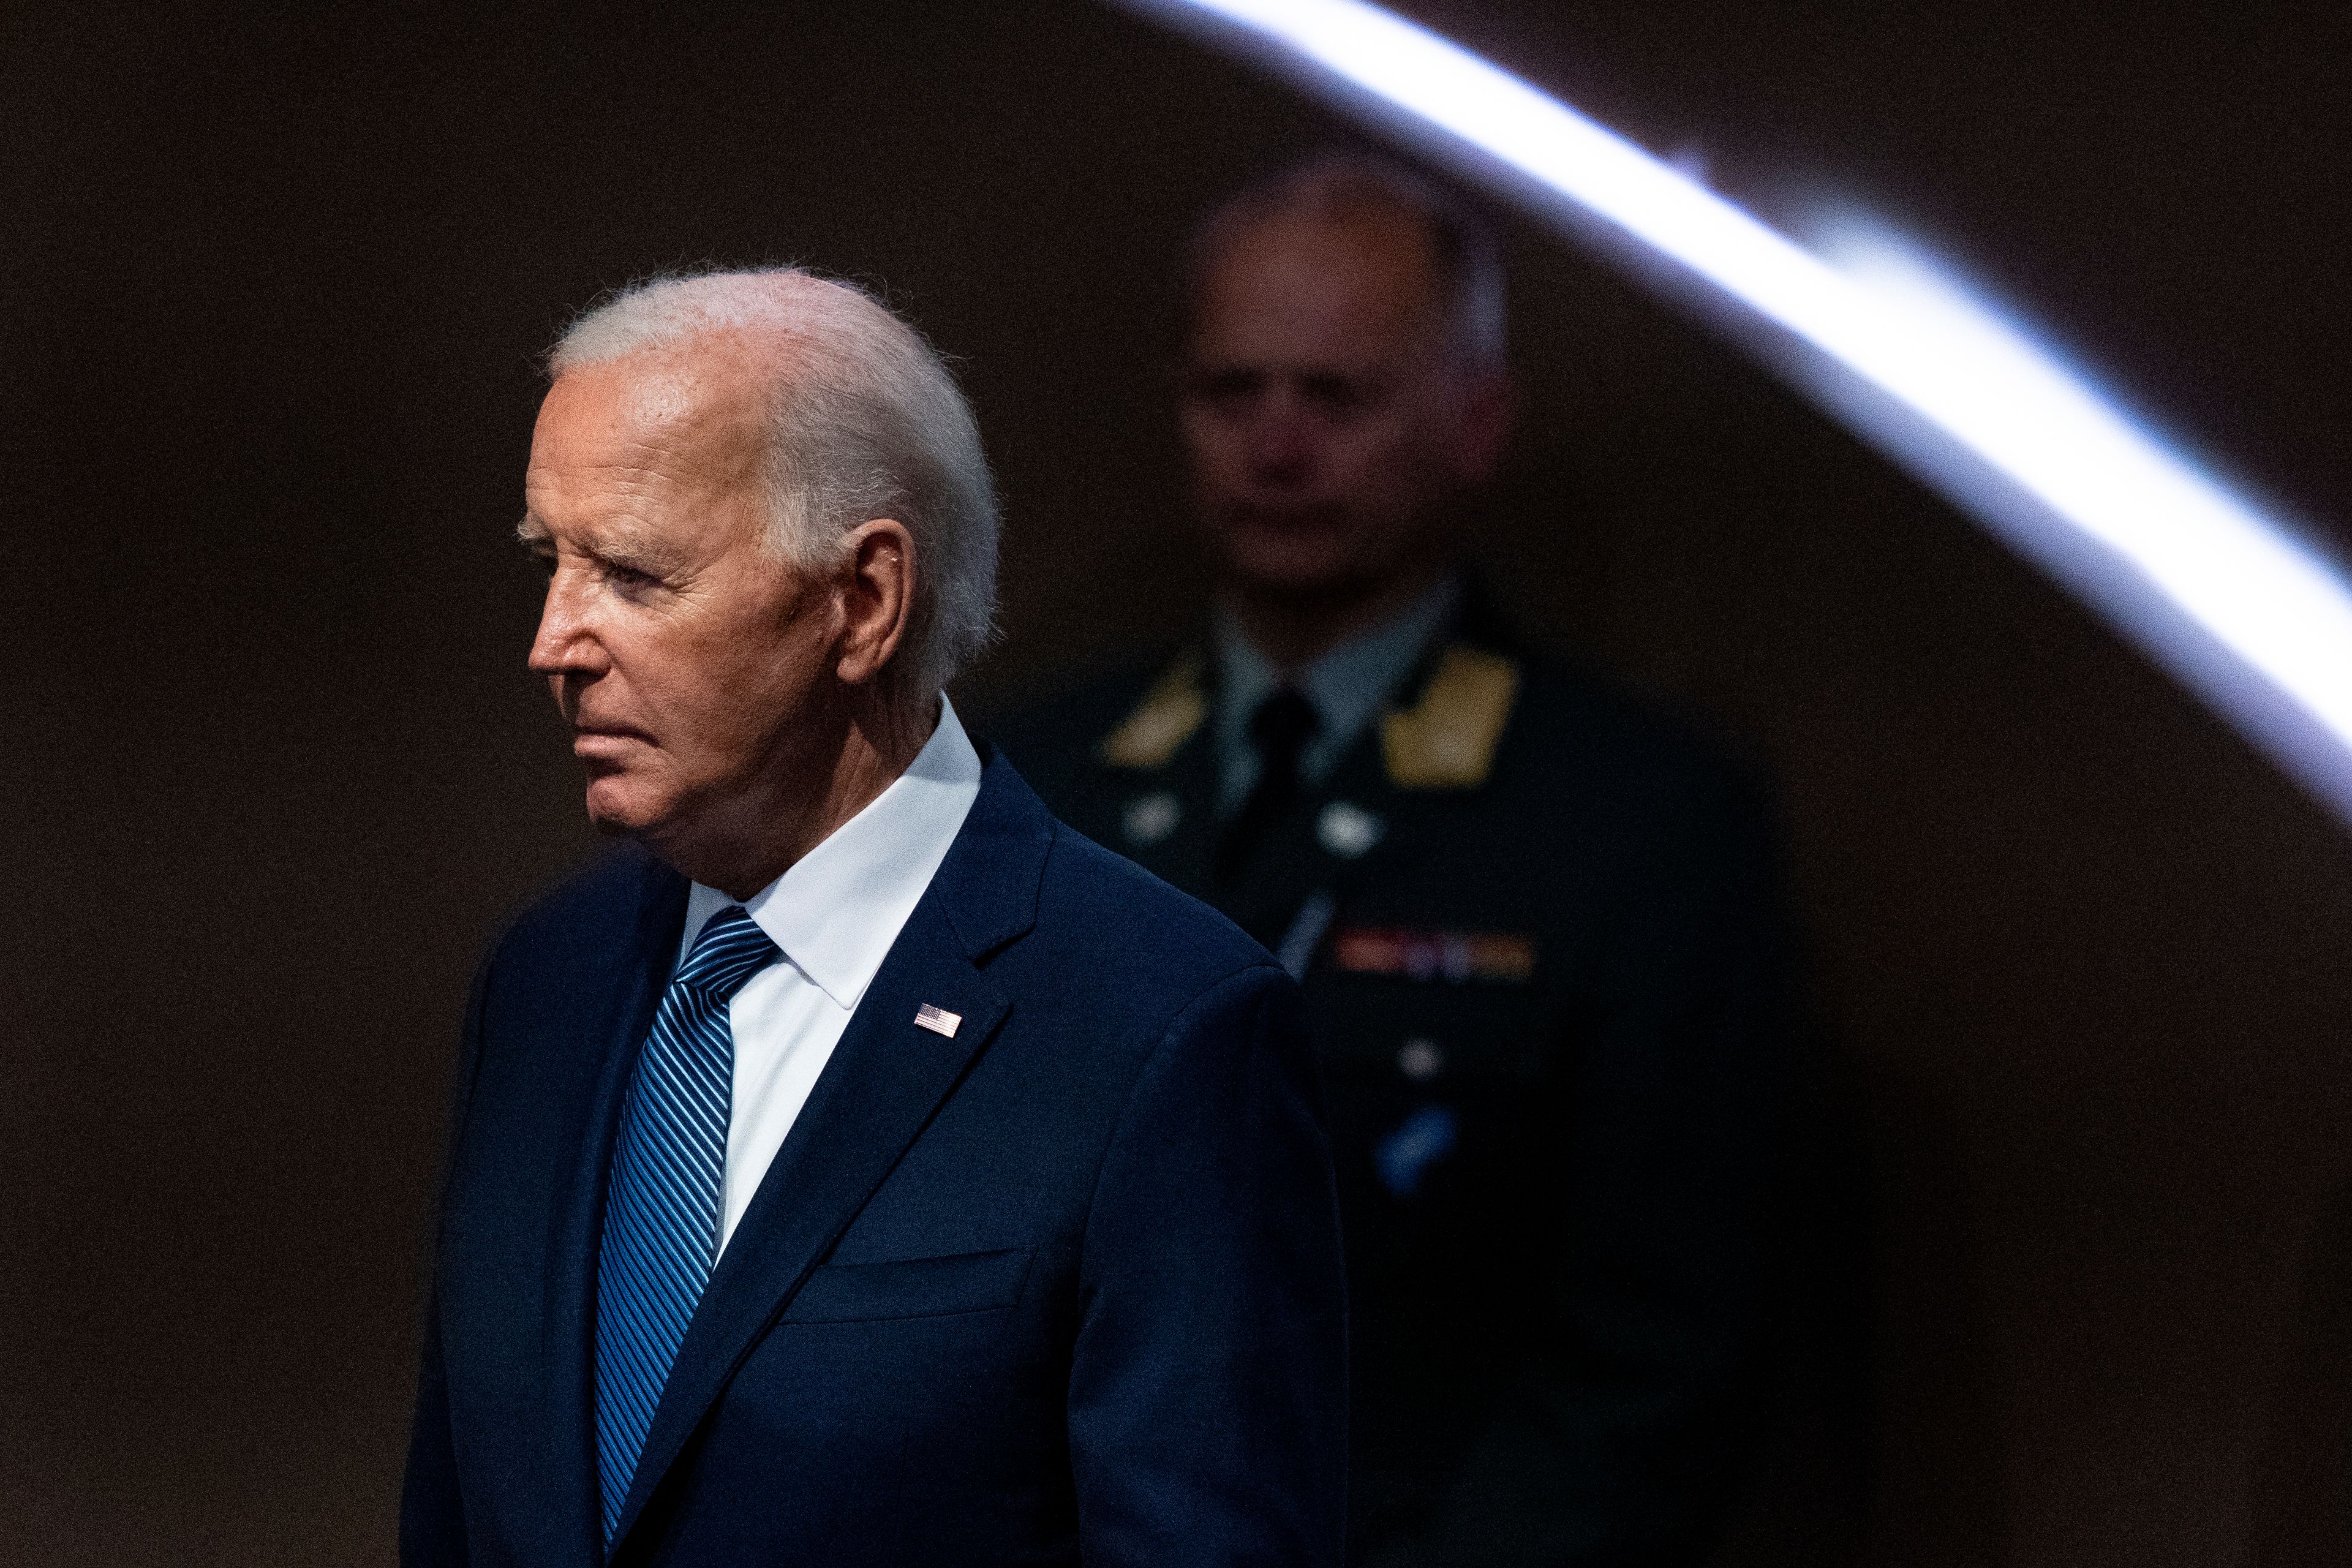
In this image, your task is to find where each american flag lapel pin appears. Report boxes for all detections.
[913,1003,962,1039]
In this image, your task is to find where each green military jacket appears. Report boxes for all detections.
[988,592,1793,1565]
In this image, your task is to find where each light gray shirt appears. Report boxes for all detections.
[1210,576,1461,815]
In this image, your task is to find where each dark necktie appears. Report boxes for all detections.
[594,904,777,1542]
[1217,685,1320,885]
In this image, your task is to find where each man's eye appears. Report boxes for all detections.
[529,552,557,578]
[1298,375,1369,416]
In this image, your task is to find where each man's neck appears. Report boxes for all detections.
[655,694,940,902]
[1219,560,1453,673]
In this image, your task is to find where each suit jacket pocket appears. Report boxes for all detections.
[782,1247,1035,1324]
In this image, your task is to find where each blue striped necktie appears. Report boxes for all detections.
[594,903,777,1542]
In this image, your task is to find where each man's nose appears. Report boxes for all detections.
[1243,396,1317,484]
[527,569,607,676]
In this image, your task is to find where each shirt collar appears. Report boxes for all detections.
[679,695,984,1012]
[1210,573,1463,775]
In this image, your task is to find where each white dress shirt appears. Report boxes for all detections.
[676,696,983,1255]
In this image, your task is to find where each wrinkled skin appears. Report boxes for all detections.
[521,338,921,898]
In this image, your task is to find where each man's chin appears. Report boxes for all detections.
[582,777,669,839]
[1219,538,1365,598]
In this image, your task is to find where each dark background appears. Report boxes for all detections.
[7,2,2351,1563]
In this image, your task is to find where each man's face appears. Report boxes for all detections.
[1179,207,1504,600]
[522,347,839,848]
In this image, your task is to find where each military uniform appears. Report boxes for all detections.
[987,582,1793,1566]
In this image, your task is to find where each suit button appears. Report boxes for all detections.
[1397,1038,1445,1080]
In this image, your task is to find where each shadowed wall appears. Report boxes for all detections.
[4,3,2349,1564]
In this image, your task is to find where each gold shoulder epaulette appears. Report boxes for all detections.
[1382,645,1521,789]
[1099,650,1207,769]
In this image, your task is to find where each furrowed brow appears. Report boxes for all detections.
[589,528,687,576]
[512,513,688,578]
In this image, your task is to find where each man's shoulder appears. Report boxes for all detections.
[1507,650,1758,799]
[974,623,1753,796]
[1033,810,1273,973]
[484,840,679,977]
[976,646,1188,787]
[1017,804,1280,1009]
[1458,649,1783,908]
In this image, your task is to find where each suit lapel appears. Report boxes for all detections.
[604,756,1050,1556]
[541,854,689,1565]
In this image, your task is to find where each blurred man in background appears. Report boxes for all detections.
[994,157,1798,1565]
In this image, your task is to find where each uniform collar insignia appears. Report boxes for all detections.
[1381,644,1521,789]
[1099,649,1207,769]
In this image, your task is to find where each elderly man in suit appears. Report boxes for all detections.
[993,159,1796,1565]
[401,268,1349,1567]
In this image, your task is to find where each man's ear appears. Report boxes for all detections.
[835,518,917,688]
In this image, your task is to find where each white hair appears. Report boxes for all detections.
[549,267,1000,704]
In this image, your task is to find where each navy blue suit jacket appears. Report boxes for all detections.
[402,755,1349,1566]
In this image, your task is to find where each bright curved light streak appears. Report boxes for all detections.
[1125,0,2352,824]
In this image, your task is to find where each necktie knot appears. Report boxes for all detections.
[1249,686,1319,772]
[673,905,778,1001]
